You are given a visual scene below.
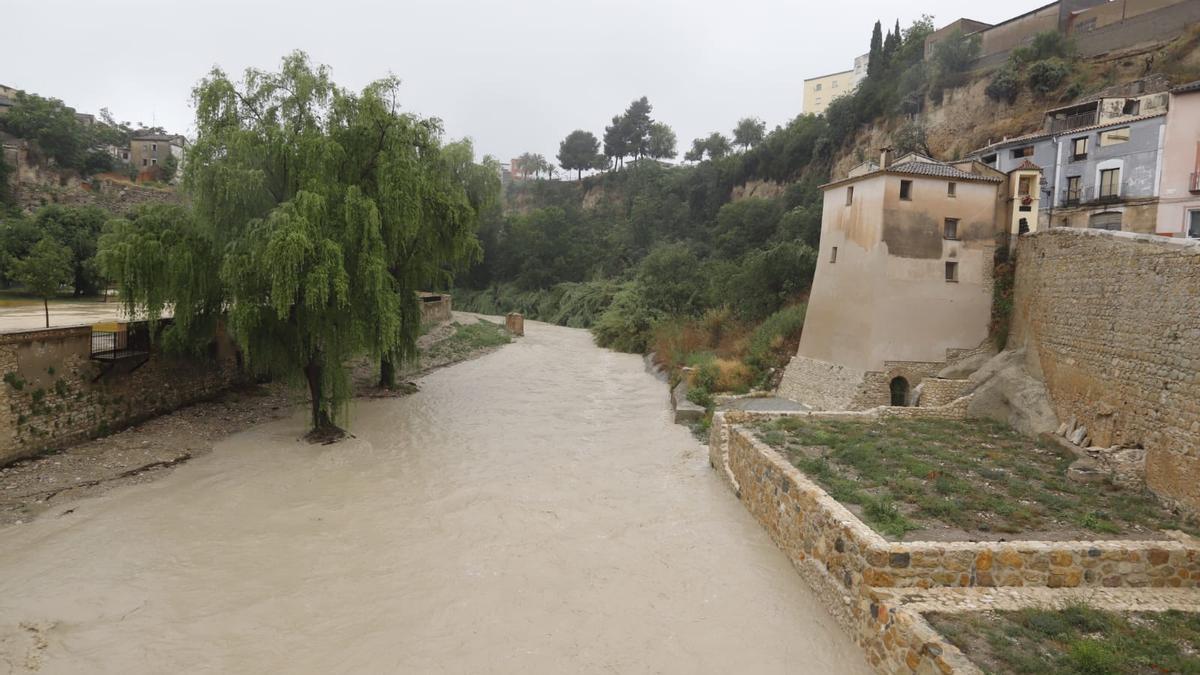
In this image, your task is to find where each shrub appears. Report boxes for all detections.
[986,67,1021,104]
[591,283,663,353]
[1027,58,1072,96]
[746,304,807,372]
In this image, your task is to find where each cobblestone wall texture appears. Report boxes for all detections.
[1010,229,1200,513]
[0,323,243,466]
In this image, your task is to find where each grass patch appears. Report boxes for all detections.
[927,606,1200,674]
[422,320,511,364]
[753,417,1195,540]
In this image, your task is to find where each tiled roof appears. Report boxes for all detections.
[887,160,1002,182]
[1012,159,1041,172]
[970,112,1167,156]
[822,159,1002,189]
[130,132,185,143]
[1174,80,1200,94]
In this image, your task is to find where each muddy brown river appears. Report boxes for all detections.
[0,320,870,674]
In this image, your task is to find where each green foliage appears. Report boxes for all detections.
[13,237,73,300]
[0,92,88,170]
[100,52,491,431]
[557,130,602,180]
[3,371,25,390]
[637,243,705,317]
[986,66,1022,104]
[1027,58,1072,96]
[592,283,663,353]
[732,117,766,150]
[745,304,806,371]
[928,31,982,101]
[29,205,109,295]
[646,122,677,160]
[160,153,179,183]
[0,154,12,208]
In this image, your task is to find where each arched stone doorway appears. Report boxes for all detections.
[889,377,910,407]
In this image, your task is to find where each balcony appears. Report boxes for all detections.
[1049,111,1098,133]
[1060,185,1127,207]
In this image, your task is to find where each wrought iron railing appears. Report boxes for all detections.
[1060,184,1130,207]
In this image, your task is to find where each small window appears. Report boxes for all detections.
[1099,128,1130,146]
[830,246,838,263]
[1071,137,1088,160]
[1100,168,1121,199]
[152,143,157,152]
[832,81,839,89]
[846,186,854,205]
[1011,146,1034,159]
[1122,99,1140,116]
[947,182,956,197]
[982,154,997,166]
[900,180,913,201]
[945,261,958,282]
[815,83,823,91]
[151,158,157,165]
[141,158,147,166]
[1187,210,1200,238]
[1065,176,1082,204]
[943,218,959,240]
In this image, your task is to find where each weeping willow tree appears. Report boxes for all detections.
[99,52,495,435]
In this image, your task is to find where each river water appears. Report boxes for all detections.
[0,320,870,674]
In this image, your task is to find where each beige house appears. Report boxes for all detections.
[779,151,1036,410]
[129,133,186,181]
[802,54,868,116]
[1156,81,1200,238]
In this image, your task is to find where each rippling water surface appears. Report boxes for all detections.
[0,320,870,674]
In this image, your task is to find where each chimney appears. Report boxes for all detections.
[880,146,894,169]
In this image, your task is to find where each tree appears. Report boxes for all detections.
[14,237,73,328]
[684,137,707,163]
[703,132,732,160]
[603,115,629,169]
[160,153,179,183]
[868,21,884,77]
[647,122,677,160]
[0,92,87,170]
[623,96,653,159]
[558,130,601,180]
[32,205,109,296]
[733,117,766,151]
[101,52,486,436]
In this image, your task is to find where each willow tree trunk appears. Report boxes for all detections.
[379,357,397,389]
[303,357,335,431]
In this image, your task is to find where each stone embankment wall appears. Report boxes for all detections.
[0,323,243,466]
[780,341,992,411]
[1010,229,1200,513]
[418,293,452,325]
[709,411,1200,673]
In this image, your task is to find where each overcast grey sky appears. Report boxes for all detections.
[9,0,1047,166]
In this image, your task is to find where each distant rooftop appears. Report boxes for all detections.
[1174,80,1200,94]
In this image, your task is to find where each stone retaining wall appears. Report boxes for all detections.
[418,293,452,325]
[710,412,1200,671]
[1010,228,1200,513]
[0,322,243,466]
[919,379,973,408]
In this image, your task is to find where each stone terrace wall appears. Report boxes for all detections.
[0,323,243,466]
[709,413,1200,672]
[1010,229,1200,513]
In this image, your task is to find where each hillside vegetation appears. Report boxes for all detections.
[456,21,1200,398]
